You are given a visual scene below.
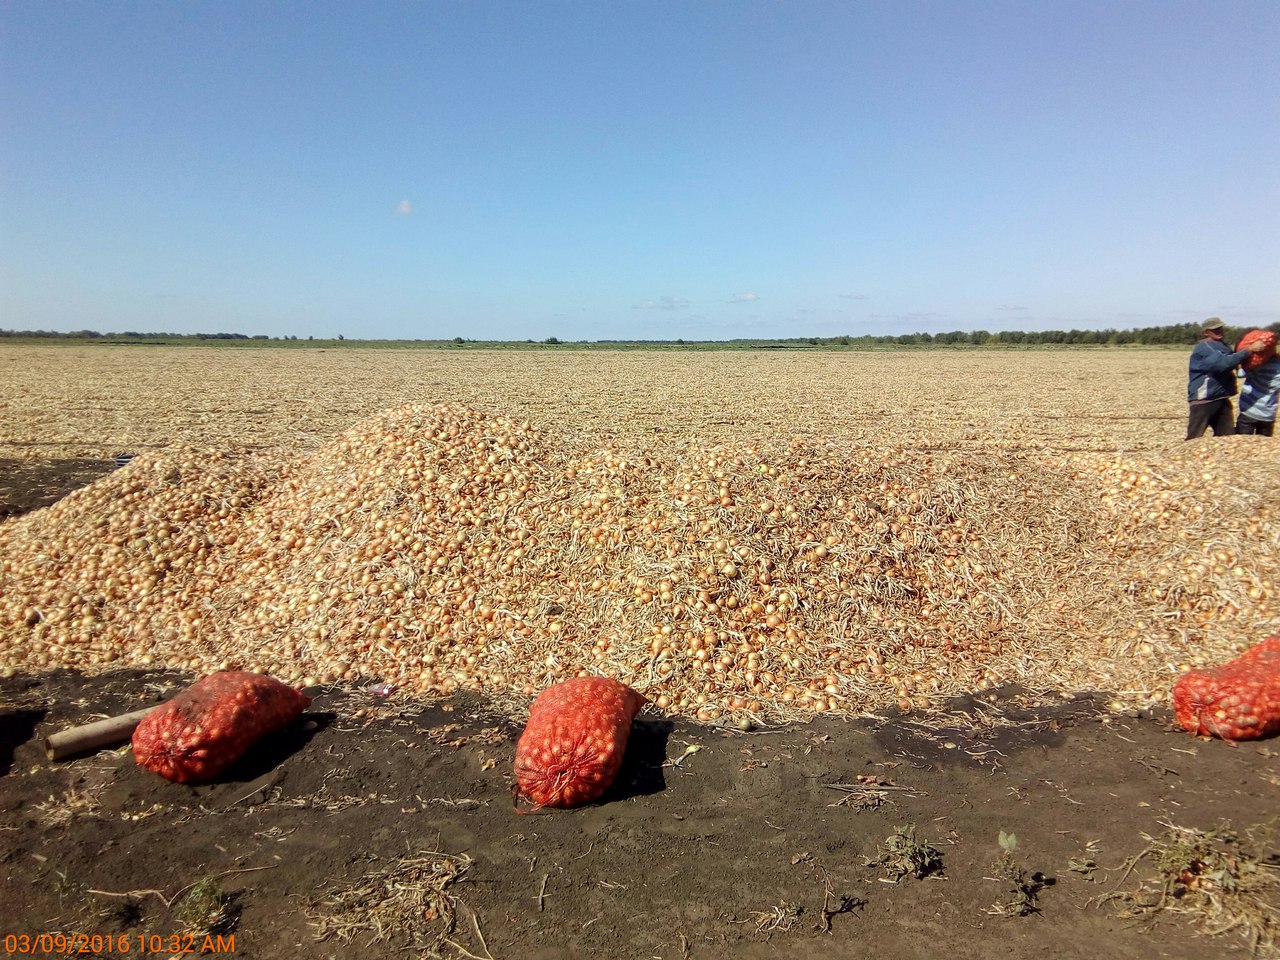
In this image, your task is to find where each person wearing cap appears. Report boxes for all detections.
[1186,318,1266,439]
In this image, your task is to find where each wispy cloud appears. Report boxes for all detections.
[1189,307,1279,323]
[838,292,868,300]
[394,199,414,215]
[632,295,690,310]
[997,304,1029,312]
[729,292,759,303]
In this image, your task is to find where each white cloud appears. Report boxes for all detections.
[838,292,868,300]
[729,292,759,303]
[632,295,690,310]
[997,304,1029,312]
[395,199,414,215]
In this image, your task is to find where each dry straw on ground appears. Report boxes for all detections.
[1104,820,1280,954]
[2,399,1276,721]
[0,345,1206,459]
[306,850,485,958]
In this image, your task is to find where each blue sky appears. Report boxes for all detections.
[2,1,1277,341]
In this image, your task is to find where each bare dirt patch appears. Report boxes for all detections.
[3,669,1279,960]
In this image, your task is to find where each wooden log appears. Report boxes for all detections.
[43,707,156,761]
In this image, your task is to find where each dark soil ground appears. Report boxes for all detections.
[3,459,1279,960]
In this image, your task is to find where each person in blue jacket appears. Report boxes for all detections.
[1236,354,1280,437]
[1186,318,1267,439]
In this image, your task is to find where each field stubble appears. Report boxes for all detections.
[1,345,1185,457]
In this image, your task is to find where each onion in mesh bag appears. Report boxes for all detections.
[514,676,646,809]
[1237,329,1278,371]
[132,671,312,783]
[1172,637,1280,742]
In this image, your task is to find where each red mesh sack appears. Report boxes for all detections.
[514,676,646,809]
[1237,329,1277,371]
[1172,637,1280,741]
[132,671,312,783]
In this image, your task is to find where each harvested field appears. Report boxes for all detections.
[2,344,1279,958]
[0,344,1196,457]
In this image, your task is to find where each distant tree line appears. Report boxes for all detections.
[0,329,314,341]
[2,321,1276,347]
[560,320,1280,348]
[0,329,268,340]
[865,320,1279,346]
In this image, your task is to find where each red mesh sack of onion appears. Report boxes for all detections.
[1172,637,1280,742]
[514,676,646,809]
[1237,329,1278,371]
[132,671,312,783]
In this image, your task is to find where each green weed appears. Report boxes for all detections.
[987,831,1051,917]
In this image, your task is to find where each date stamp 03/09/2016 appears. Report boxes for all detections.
[3,933,236,955]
